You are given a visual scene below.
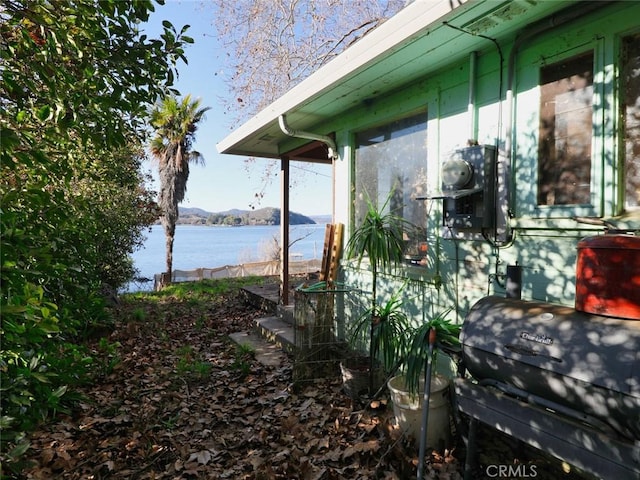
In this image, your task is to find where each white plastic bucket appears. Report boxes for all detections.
[387,374,451,448]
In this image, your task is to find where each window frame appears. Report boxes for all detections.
[352,111,429,266]
[537,51,595,207]
[620,32,640,212]
[514,38,605,220]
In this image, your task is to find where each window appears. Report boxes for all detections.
[622,34,640,210]
[354,113,428,261]
[538,52,594,206]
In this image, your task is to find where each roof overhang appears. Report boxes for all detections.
[216,0,577,161]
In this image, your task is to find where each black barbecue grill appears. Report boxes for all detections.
[454,235,640,480]
[455,296,640,479]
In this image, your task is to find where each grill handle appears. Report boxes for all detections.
[505,344,536,356]
[505,344,562,363]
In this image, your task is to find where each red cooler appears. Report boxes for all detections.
[575,234,640,320]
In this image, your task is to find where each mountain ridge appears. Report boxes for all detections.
[172,207,320,226]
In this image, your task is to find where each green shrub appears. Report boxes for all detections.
[0,0,192,469]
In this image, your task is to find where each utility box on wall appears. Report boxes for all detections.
[434,145,496,229]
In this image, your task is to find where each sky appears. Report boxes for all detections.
[142,0,333,216]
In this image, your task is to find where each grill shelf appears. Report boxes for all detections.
[455,379,640,479]
[457,295,640,479]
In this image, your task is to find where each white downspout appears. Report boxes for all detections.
[278,114,338,160]
[276,114,337,305]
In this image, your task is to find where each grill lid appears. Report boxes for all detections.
[461,296,640,440]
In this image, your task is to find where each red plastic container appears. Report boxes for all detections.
[575,234,640,320]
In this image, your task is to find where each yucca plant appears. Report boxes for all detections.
[404,310,461,396]
[345,189,418,392]
[346,191,415,313]
[348,286,411,374]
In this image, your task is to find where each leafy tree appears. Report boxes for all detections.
[149,95,210,281]
[0,0,190,468]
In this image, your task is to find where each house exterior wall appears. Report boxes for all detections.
[329,2,639,328]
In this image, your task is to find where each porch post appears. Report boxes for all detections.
[280,155,290,305]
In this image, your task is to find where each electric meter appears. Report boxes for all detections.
[442,155,473,189]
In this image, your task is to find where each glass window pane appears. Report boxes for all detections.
[538,52,594,206]
[354,113,428,259]
[622,34,640,210]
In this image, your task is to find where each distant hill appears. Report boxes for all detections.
[178,207,213,217]
[172,207,317,226]
[310,215,333,225]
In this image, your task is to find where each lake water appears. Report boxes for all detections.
[130,224,327,289]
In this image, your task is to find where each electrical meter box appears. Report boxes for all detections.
[434,145,496,229]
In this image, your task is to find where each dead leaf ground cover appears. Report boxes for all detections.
[17,278,595,479]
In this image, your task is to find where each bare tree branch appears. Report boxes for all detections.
[207,0,406,205]
[210,0,406,124]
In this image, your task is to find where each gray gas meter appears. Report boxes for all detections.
[434,145,496,229]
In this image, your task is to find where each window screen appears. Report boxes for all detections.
[354,113,428,259]
[538,52,594,206]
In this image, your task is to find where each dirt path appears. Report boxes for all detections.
[19,282,593,479]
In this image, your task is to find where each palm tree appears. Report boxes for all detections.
[149,95,209,284]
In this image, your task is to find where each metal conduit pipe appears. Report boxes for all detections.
[278,114,338,160]
[468,51,477,141]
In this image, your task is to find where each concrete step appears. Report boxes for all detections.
[233,283,298,366]
[254,316,295,354]
[228,331,286,367]
[277,304,294,326]
[240,283,305,327]
[240,284,279,315]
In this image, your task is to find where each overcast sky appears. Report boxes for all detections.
[142,0,333,216]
